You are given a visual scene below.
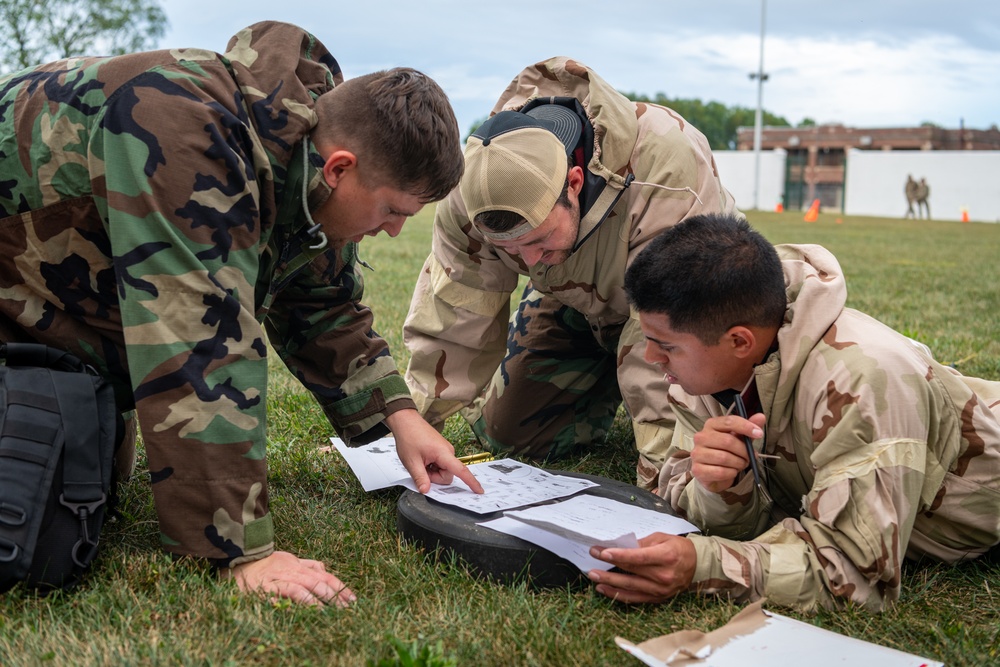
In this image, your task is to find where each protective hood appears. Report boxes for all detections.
[223,22,342,168]
[222,21,343,223]
[765,243,849,425]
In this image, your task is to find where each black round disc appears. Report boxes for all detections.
[396,469,674,589]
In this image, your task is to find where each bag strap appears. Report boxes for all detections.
[52,371,108,569]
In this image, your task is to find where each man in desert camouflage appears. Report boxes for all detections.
[916,177,931,219]
[904,174,918,218]
[0,21,481,605]
[403,58,738,489]
[589,213,1000,611]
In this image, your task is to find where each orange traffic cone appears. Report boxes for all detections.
[961,208,970,223]
[775,202,784,213]
[803,199,820,222]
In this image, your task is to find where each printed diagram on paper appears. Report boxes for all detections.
[425,460,598,514]
[329,437,597,512]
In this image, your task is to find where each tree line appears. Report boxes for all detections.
[0,0,166,74]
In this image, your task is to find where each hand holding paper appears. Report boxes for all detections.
[479,495,698,573]
[587,533,699,603]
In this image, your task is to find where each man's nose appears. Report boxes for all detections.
[519,246,543,265]
[644,342,666,364]
[383,218,405,238]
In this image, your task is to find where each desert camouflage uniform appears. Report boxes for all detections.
[659,244,1000,611]
[403,58,737,487]
[0,22,416,566]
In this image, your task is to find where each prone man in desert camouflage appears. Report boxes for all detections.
[588,213,1000,611]
[403,58,738,490]
[0,21,481,605]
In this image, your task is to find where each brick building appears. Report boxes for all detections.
[735,124,1000,210]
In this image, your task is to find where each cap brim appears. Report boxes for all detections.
[525,104,582,154]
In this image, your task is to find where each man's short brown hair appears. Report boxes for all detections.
[313,68,463,202]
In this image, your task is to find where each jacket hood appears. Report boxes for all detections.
[222,22,343,233]
[764,243,848,422]
[223,21,343,170]
[492,57,638,244]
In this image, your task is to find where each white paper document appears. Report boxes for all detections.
[617,600,943,667]
[329,437,598,512]
[328,437,414,492]
[422,459,598,514]
[480,495,699,572]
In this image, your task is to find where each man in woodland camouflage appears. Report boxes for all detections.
[403,58,738,489]
[0,21,481,605]
[588,213,1000,611]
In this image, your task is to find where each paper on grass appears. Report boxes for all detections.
[480,495,699,572]
[329,437,598,512]
[329,437,414,492]
[615,599,943,667]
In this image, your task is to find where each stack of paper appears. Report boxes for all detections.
[481,495,698,572]
[330,436,698,572]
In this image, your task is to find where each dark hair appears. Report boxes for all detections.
[313,67,463,202]
[474,159,573,232]
[624,213,787,344]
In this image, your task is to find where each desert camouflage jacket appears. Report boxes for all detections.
[0,22,415,565]
[403,57,737,471]
[659,244,1000,611]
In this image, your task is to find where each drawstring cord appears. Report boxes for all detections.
[628,179,705,207]
[301,138,329,251]
[299,138,372,270]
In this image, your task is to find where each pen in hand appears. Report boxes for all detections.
[733,393,773,503]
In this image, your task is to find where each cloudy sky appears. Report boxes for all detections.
[156,0,1000,137]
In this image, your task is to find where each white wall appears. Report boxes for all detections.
[844,149,1000,223]
[712,148,1000,223]
[712,149,786,212]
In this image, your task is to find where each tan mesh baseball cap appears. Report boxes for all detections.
[460,106,582,241]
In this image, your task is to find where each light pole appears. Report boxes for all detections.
[749,0,768,210]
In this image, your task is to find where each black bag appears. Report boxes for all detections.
[0,343,118,592]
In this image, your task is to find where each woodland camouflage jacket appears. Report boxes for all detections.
[403,57,738,471]
[659,244,1000,611]
[0,22,415,565]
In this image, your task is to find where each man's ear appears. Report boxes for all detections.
[726,326,757,359]
[322,150,358,188]
[568,165,586,196]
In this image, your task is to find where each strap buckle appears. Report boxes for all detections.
[59,493,106,568]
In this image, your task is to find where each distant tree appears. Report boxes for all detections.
[621,91,790,150]
[797,117,817,127]
[0,0,167,74]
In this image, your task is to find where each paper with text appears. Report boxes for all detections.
[329,437,598,512]
[422,459,598,513]
[480,495,698,572]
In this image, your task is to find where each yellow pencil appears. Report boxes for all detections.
[457,452,494,465]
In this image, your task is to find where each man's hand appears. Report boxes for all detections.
[225,550,356,607]
[690,412,766,493]
[386,409,484,494]
[587,533,697,604]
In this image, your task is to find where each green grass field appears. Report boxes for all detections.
[1,210,997,666]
